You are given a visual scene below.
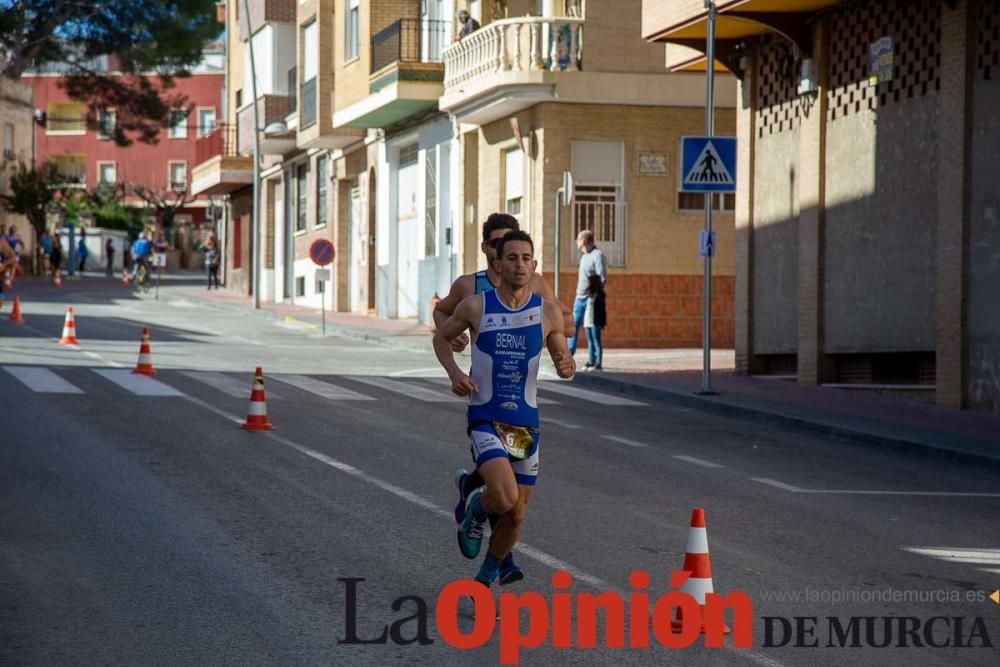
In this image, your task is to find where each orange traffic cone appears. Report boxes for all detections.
[121,268,130,286]
[241,367,274,430]
[53,269,63,288]
[672,508,730,634]
[132,327,156,375]
[9,296,25,325]
[58,306,79,345]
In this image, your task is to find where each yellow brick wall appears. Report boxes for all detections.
[536,102,736,276]
[584,0,667,74]
[466,101,736,279]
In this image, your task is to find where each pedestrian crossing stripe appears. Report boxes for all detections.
[683,141,734,187]
[4,366,649,408]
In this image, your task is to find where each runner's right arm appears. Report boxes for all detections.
[432,274,475,352]
[433,295,481,396]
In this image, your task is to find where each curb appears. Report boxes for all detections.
[570,372,1000,470]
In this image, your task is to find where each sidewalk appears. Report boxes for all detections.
[178,287,1000,468]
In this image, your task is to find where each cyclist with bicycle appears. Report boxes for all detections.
[130,233,152,285]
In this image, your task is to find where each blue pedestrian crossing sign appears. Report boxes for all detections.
[681,136,737,193]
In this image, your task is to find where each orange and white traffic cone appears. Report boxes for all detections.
[121,268,129,286]
[132,327,156,375]
[53,269,63,287]
[58,306,79,345]
[241,367,274,431]
[672,508,731,634]
[9,296,25,325]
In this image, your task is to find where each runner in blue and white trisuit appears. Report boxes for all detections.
[434,230,575,588]
[433,213,572,586]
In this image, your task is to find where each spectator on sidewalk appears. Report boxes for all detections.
[123,237,132,271]
[567,229,607,358]
[583,274,607,371]
[50,235,63,278]
[456,9,480,40]
[204,236,221,290]
[104,237,115,277]
[40,229,53,275]
[77,228,88,272]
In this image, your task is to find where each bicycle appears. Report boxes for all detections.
[134,261,151,294]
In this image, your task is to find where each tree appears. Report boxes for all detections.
[0,1,222,145]
[130,184,197,237]
[0,161,62,242]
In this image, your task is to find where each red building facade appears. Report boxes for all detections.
[23,56,225,234]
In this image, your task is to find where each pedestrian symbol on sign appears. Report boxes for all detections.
[684,141,734,186]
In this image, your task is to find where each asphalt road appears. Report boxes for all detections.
[2,276,999,666]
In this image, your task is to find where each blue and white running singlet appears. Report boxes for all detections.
[467,290,544,429]
[467,290,544,484]
[473,270,498,295]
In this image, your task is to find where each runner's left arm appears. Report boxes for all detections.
[543,300,576,379]
[532,272,574,338]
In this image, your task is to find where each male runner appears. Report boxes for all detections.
[432,213,572,585]
[433,230,575,587]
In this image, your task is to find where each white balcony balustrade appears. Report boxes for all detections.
[443,16,584,91]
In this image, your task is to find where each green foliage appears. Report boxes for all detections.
[0,161,60,241]
[88,184,144,239]
[1,1,223,145]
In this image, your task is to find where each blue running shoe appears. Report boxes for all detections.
[453,469,470,524]
[457,488,487,559]
[498,560,524,586]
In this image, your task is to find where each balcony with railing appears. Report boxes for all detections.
[333,18,449,129]
[190,123,253,196]
[439,16,584,125]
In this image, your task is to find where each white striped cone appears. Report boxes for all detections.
[53,270,63,287]
[241,367,274,430]
[672,508,730,634]
[58,307,79,345]
[132,327,156,375]
[121,268,130,286]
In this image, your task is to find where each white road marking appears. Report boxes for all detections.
[350,375,461,402]
[389,367,447,378]
[424,376,559,404]
[180,371,282,399]
[538,381,647,406]
[185,396,782,667]
[3,366,83,394]
[752,478,804,492]
[752,477,1000,497]
[92,369,185,396]
[271,374,375,401]
[672,454,725,468]
[600,435,649,448]
[903,547,1000,566]
[81,350,123,368]
[540,417,581,429]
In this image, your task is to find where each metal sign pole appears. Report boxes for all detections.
[554,187,562,299]
[699,0,718,395]
[321,281,326,336]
